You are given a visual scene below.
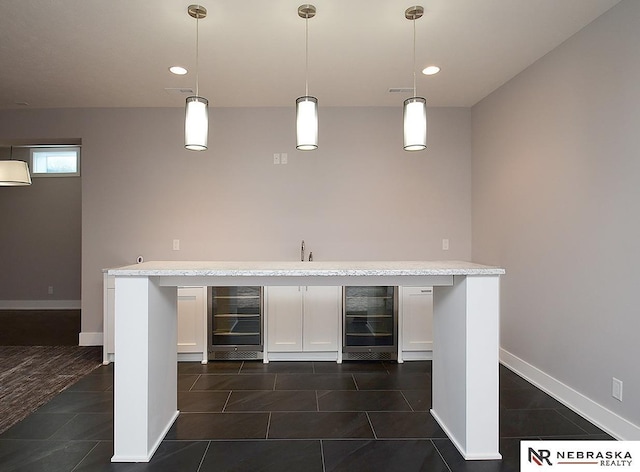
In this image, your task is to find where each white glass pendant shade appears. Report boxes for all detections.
[296,96,318,151]
[0,160,32,186]
[185,96,209,151]
[403,97,427,151]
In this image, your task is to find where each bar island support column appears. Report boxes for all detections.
[431,275,501,460]
[112,277,179,462]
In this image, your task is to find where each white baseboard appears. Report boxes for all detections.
[0,300,81,310]
[400,351,433,361]
[79,332,103,346]
[100,352,207,363]
[500,348,640,440]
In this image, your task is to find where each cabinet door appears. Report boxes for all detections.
[303,286,341,352]
[266,286,303,352]
[177,287,206,353]
[401,287,433,351]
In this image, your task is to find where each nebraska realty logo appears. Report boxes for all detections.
[521,441,640,471]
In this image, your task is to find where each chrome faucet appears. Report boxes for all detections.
[301,240,305,262]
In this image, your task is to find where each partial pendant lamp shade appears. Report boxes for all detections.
[403,5,427,152]
[0,160,32,186]
[184,5,209,151]
[185,96,209,151]
[296,4,318,151]
[403,97,427,151]
[296,96,318,151]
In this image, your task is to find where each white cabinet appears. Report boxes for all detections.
[265,286,342,362]
[177,286,208,362]
[103,276,207,364]
[103,272,115,365]
[398,286,433,362]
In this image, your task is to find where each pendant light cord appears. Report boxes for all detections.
[305,14,309,97]
[412,15,417,97]
[195,12,200,97]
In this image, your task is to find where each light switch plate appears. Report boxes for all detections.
[612,377,623,401]
[273,153,281,164]
[173,239,180,251]
[281,153,288,164]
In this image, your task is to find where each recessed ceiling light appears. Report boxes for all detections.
[422,65,440,76]
[169,66,188,75]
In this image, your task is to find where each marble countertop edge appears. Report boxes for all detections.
[106,260,505,277]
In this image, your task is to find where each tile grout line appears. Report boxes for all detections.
[399,390,415,412]
[320,439,327,472]
[69,439,102,472]
[188,374,201,392]
[221,391,232,412]
[430,439,453,472]
[265,412,272,439]
[195,440,212,472]
[364,411,378,440]
[46,412,79,440]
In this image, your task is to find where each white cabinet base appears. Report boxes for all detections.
[266,352,342,363]
[400,350,433,361]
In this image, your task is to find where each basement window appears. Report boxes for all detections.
[30,147,80,177]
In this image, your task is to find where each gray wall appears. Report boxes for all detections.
[0,146,81,302]
[472,0,640,429]
[0,106,472,335]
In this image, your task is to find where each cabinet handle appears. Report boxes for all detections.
[421,289,432,293]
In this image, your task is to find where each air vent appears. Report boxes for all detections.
[164,87,195,96]
[388,87,414,93]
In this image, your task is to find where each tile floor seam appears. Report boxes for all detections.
[188,374,201,391]
[221,391,232,412]
[365,411,378,440]
[320,439,326,472]
[430,438,453,472]
[352,373,359,391]
[45,412,79,440]
[195,440,212,472]
[69,439,101,472]
[399,390,415,411]
[265,412,272,439]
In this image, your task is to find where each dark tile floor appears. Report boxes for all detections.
[0,361,613,471]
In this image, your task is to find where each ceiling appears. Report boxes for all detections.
[0,0,621,110]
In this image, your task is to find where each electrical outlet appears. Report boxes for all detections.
[48,286,54,295]
[173,239,180,251]
[612,378,623,401]
[442,239,450,250]
[273,153,281,164]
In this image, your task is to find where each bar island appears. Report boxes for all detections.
[107,260,505,462]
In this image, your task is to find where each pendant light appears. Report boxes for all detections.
[403,6,427,152]
[0,146,32,186]
[296,4,318,151]
[184,4,209,151]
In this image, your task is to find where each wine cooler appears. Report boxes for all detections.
[343,286,397,360]
[208,286,263,360]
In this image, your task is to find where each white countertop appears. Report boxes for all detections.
[107,260,505,277]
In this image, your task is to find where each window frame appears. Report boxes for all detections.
[30,146,81,177]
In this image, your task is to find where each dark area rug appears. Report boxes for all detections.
[0,345,102,434]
